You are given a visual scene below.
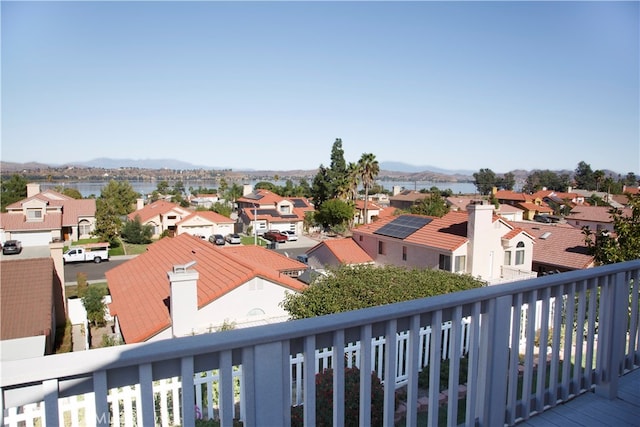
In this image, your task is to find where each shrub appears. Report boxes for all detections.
[418,356,469,392]
[291,366,384,427]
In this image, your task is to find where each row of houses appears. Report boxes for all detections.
[1,183,636,360]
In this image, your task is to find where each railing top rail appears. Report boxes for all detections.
[2,259,639,388]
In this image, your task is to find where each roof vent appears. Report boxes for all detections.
[540,232,552,240]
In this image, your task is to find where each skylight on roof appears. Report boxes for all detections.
[540,232,552,240]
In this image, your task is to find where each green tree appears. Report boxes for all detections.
[623,172,638,187]
[211,202,232,217]
[82,286,107,327]
[358,153,379,224]
[410,189,449,217]
[472,168,496,195]
[281,264,483,319]
[584,193,640,264]
[95,180,139,245]
[223,183,243,207]
[156,180,170,194]
[523,170,571,193]
[315,198,354,230]
[593,170,605,192]
[496,172,515,191]
[1,174,28,212]
[121,214,153,244]
[254,181,279,192]
[297,178,312,198]
[311,165,334,209]
[52,186,83,199]
[574,161,596,190]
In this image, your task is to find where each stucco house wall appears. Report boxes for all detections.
[147,276,295,342]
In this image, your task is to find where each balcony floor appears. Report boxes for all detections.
[519,368,640,427]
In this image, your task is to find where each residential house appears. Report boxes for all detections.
[0,256,66,360]
[493,189,553,220]
[127,200,191,238]
[496,204,525,222]
[236,190,314,236]
[352,202,536,285]
[565,205,631,233]
[513,222,595,275]
[1,183,96,246]
[106,234,307,343]
[304,238,374,270]
[189,193,219,209]
[354,200,382,225]
[388,190,426,211]
[445,196,478,212]
[176,211,235,240]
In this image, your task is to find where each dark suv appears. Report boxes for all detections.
[2,240,22,255]
[263,231,288,243]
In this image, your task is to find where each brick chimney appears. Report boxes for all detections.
[168,261,199,338]
[27,183,41,198]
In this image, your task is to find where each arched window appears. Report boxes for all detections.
[515,241,525,265]
[247,308,265,317]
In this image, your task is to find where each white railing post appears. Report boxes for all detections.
[476,295,511,427]
[250,342,288,425]
[596,271,629,399]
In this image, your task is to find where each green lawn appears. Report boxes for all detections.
[241,235,267,246]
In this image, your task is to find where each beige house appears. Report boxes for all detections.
[236,190,313,236]
[176,211,235,240]
[127,200,191,238]
[1,183,96,246]
[352,202,536,285]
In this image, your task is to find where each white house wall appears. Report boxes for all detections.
[147,277,295,342]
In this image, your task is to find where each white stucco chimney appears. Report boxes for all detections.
[392,186,402,196]
[136,198,144,210]
[242,184,253,196]
[168,261,199,338]
[27,183,41,198]
[467,201,495,280]
[49,241,66,313]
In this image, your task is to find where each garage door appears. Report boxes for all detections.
[14,231,52,247]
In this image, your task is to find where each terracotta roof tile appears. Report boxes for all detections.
[308,239,374,265]
[177,211,234,225]
[0,211,62,232]
[494,190,529,202]
[513,222,595,270]
[222,245,307,272]
[567,205,631,223]
[1,258,55,340]
[128,200,189,223]
[107,234,307,343]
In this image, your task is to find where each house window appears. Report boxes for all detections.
[359,235,363,242]
[504,251,512,266]
[515,242,525,265]
[439,254,451,271]
[402,246,407,261]
[26,209,42,220]
[454,255,466,273]
[279,205,291,214]
[378,241,385,255]
[168,215,177,220]
[79,221,91,236]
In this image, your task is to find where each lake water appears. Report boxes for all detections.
[39,180,478,198]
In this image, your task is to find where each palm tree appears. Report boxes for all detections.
[358,153,379,224]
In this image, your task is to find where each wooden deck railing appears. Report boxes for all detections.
[2,260,639,426]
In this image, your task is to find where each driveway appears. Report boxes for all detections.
[0,245,51,260]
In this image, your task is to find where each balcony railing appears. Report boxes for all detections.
[2,260,639,426]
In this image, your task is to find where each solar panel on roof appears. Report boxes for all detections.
[291,199,308,208]
[374,215,432,239]
[243,193,264,200]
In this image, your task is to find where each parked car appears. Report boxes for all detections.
[533,214,552,223]
[263,230,288,243]
[209,234,225,245]
[280,230,298,241]
[225,233,242,244]
[2,240,22,255]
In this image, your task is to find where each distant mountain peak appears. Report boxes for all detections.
[379,161,474,175]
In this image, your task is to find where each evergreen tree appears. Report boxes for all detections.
[121,215,153,244]
[311,165,333,209]
[410,189,449,217]
[1,174,28,212]
[95,180,139,245]
[574,161,596,190]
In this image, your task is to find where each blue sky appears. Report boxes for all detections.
[2,1,638,174]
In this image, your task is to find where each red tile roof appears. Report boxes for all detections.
[355,212,470,251]
[513,222,595,270]
[106,234,307,343]
[1,258,55,340]
[0,211,63,231]
[128,200,188,223]
[177,211,234,225]
[567,205,631,223]
[237,190,283,207]
[4,189,95,229]
[518,202,554,213]
[494,190,529,202]
[307,239,374,265]
[222,245,308,273]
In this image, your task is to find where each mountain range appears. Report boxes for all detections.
[1,158,475,175]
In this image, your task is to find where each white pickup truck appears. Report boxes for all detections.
[63,244,110,264]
